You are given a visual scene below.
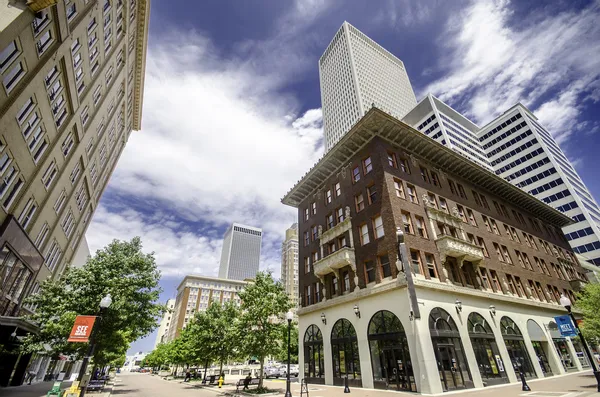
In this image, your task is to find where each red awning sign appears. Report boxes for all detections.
[67,315,97,343]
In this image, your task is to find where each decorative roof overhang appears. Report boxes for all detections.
[132,0,150,130]
[26,0,58,12]
[282,108,573,228]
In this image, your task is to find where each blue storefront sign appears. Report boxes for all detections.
[554,315,578,337]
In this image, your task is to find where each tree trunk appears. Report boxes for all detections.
[258,357,264,389]
[219,360,223,375]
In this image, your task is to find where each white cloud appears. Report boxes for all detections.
[87,204,224,278]
[372,0,435,28]
[87,17,326,281]
[423,0,600,143]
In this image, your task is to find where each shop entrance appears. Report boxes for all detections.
[381,347,413,391]
[434,343,466,390]
[368,310,415,392]
[429,307,473,392]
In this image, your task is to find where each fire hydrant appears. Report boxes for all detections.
[218,375,224,388]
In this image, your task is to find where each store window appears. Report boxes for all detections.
[429,307,473,391]
[368,310,414,391]
[304,324,324,383]
[500,317,536,379]
[331,318,361,387]
[467,312,508,385]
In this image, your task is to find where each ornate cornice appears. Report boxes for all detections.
[132,0,150,130]
[281,108,573,228]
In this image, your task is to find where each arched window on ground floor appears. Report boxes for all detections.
[368,310,415,392]
[304,324,324,383]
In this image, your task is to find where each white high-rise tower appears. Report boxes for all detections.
[479,104,600,265]
[319,21,417,152]
[218,223,262,280]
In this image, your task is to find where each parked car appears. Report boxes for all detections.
[279,364,299,377]
[263,366,281,378]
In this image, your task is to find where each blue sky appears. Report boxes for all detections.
[84,0,600,354]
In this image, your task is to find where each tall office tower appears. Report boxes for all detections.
[319,21,417,152]
[154,298,175,348]
[218,223,262,280]
[166,275,247,342]
[281,223,299,311]
[403,94,492,171]
[0,0,149,386]
[479,104,600,265]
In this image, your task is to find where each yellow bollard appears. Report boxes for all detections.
[218,375,224,388]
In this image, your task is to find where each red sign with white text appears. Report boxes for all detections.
[67,316,97,342]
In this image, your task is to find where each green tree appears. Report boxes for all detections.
[190,302,240,373]
[238,272,291,388]
[576,283,600,341]
[276,321,298,364]
[144,342,170,370]
[22,237,165,368]
[110,354,127,369]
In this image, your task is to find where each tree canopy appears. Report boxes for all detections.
[238,271,291,388]
[23,237,165,367]
[576,282,600,341]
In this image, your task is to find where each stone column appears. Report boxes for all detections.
[323,325,334,385]
[411,316,444,394]
[456,315,485,388]
[545,338,566,375]
[522,338,545,379]
[355,317,373,389]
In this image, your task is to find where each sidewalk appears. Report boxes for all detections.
[1,379,113,397]
[155,370,599,397]
[268,371,598,397]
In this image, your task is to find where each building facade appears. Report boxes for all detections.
[281,223,299,312]
[0,0,149,386]
[154,298,174,348]
[283,108,591,394]
[319,21,416,152]
[479,104,600,266]
[165,275,247,342]
[403,94,492,171]
[218,222,262,281]
[324,24,600,269]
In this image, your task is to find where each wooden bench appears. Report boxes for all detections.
[201,374,217,385]
[236,378,260,393]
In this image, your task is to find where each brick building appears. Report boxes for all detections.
[282,108,592,394]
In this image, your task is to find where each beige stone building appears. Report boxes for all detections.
[0,0,149,386]
[281,223,299,312]
[165,275,247,342]
[154,298,174,348]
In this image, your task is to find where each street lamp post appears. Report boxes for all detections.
[78,294,112,397]
[285,311,294,397]
[559,294,600,392]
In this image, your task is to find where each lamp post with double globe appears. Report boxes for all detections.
[559,294,600,392]
[78,293,112,397]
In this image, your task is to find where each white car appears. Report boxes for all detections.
[264,366,281,379]
[280,364,299,377]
